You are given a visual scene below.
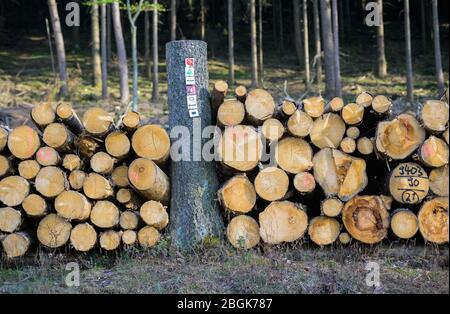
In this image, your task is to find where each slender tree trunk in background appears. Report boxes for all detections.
[338,0,344,42]
[111,2,129,105]
[106,4,112,62]
[48,0,68,97]
[129,19,138,109]
[320,0,336,98]
[293,0,303,67]
[420,0,427,51]
[432,0,445,95]
[278,0,284,60]
[100,4,108,99]
[91,3,101,89]
[404,0,414,103]
[73,0,79,52]
[170,0,176,41]
[152,0,160,102]
[200,0,205,40]
[331,0,341,97]
[303,0,310,87]
[145,11,151,79]
[228,0,235,85]
[258,0,263,83]
[313,0,322,86]
[344,0,351,41]
[250,0,259,87]
[377,0,387,78]
[272,0,277,44]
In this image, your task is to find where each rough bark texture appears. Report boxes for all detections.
[166,40,224,250]
[377,0,387,78]
[432,0,445,95]
[404,0,414,102]
[320,0,335,98]
[250,0,259,87]
[111,2,129,105]
[331,0,341,97]
[91,3,101,89]
[170,0,177,41]
[227,0,235,84]
[152,0,160,102]
[312,0,322,86]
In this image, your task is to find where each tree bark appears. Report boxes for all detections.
[258,0,263,83]
[145,11,151,79]
[293,0,304,68]
[170,0,177,41]
[200,0,205,40]
[228,0,235,84]
[278,0,284,59]
[250,0,259,87]
[303,0,310,87]
[313,0,322,86]
[377,0,387,78]
[106,4,112,62]
[331,0,341,97]
[404,0,414,103]
[48,0,68,96]
[420,0,427,51]
[73,0,80,51]
[91,2,102,89]
[100,3,108,99]
[320,0,336,98]
[112,2,130,105]
[152,0,160,102]
[432,0,445,96]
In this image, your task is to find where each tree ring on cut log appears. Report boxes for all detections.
[418,197,449,244]
[310,113,346,149]
[262,118,285,142]
[35,166,67,198]
[0,207,22,233]
[218,175,256,213]
[37,213,72,248]
[421,100,449,132]
[244,89,276,124]
[342,196,389,244]
[389,163,429,204]
[255,167,289,201]
[0,176,30,206]
[287,110,313,137]
[1,233,31,258]
[275,137,313,174]
[83,173,113,200]
[303,96,325,118]
[7,125,40,160]
[43,123,71,150]
[99,230,121,251]
[308,216,341,246]
[227,215,260,249]
[82,107,114,137]
[293,172,316,194]
[140,200,169,230]
[419,136,449,168]
[31,102,55,127]
[55,190,92,221]
[259,201,308,244]
[138,226,160,247]
[342,103,364,125]
[131,124,170,164]
[105,131,131,159]
[429,166,449,197]
[70,223,97,252]
[217,100,245,127]
[90,201,119,228]
[390,209,418,239]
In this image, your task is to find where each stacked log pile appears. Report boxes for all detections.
[0,103,170,258]
[212,80,448,248]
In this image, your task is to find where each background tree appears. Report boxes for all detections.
[293,0,304,68]
[258,0,263,84]
[250,0,259,87]
[73,0,80,52]
[100,2,108,99]
[420,0,427,52]
[303,0,310,87]
[277,0,284,60]
[106,4,112,62]
[432,0,445,95]
[91,2,102,89]
[170,0,176,41]
[331,0,341,97]
[404,0,414,103]
[145,10,151,79]
[312,0,322,86]
[228,0,235,85]
[320,0,335,98]
[152,0,159,102]
[377,0,387,78]
[47,0,68,96]
[200,0,205,40]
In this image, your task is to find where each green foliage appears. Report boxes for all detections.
[83,0,165,12]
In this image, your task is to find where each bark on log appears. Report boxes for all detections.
[419,136,449,168]
[82,107,114,138]
[388,162,429,205]
[218,174,256,213]
[70,223,97,252]
[68,170,86,190]
[18,160,40,180]
[138,226,160,247]
[83,173,113,200]
[7,126,40,160]
[76,135,101,158]
[0,207,22,233]
[211,80,228,114]
[275,137,313,174]
[245,89,276,125]
[140,200,169,230]
[310,113,346,149]
[37,213,72,248]
[287,110,313,138]
[105,131,131,159]
[31,102,55,130]
[417,197,448,244]
[90,200,119,228]
[227,215,260,249]
[308,216,340,245]
[36,146,61,166]
[235,85,247,103]
[1,232,32,258]
[55,102,84,134]
[116,188,141,210]
[444,128,449,145]
[55,190,91,221]
[35,166,68,198]
[22,194,48,218]
[390,209,418,239]
[429,165,449,197]
[0,176,30,206]
[131,124,171,165]
[421,100,449,133]
[99,230,121,250]
[43,123,75,152]
[121,111,141,133]
[281,100,297,116]
[217,100,245,127]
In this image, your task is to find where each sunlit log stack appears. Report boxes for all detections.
[0,103,171,258]
[211,80,449,249]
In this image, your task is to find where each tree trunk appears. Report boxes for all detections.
[228,0,235,84]
[420,0,427,51]
[293,0,304,68]
[377,0,387,78]
[37,214,72,248]
[278,0,284,60]
[404,0,414,103]
[48,0,68,96]
[258,0,263,83]
[309,216,340,245]
[200,0,205,40]
[145,11,151,80]
[338,0,344,41]
[418,197,449,244]
[303,0,310,87]
[73,0,80,51]
[250,0,259,87]
[227,215,260,249]
[91,3,102,89]
[320,0,335,98]
[100,3,108,99]
[111,2,129,105]
[152,0,160,102]
[331,0,341,97]
[170,0,176,41]
[344,0,351,41]
[432,0,445,95]
[106,4,112,62]
[313,0,322,86]
[70,223,97,252]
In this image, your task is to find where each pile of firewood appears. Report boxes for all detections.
[212,80,449,248]
[0,103,170,258]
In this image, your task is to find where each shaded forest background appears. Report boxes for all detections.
[0,0,448,119]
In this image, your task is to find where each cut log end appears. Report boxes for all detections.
[1,232,32,258]
[111,165,129,188]
[340,137,356,154]
[99,230,121,251]
[287,110,313,138]
[131,125,170,164]
[138,226,160,248]
[245,89,276,124]
[22,194,48,218]
[346,126,360,140]
[235,85,247,103]
[328,97,344,112]
[227,215,260,249]
[303,96,325,118]
[293,172,316,194]
[255,167,289,201]
[90,201,119,229]
[0,127,8,152]
[418,197,449,244]
[31,102,55,128]
[342,103,364,125]
[122,111,141,131]
[83,173,113,200]
[68,170,86,190]
[70,223,97,252]
[389,163,429,204]
[55,190,91,221]
[140,200,169,230]
[7,126,40,160]
[0,155,11,178]
[429,166,449,197]
[37,214,72,248]
[43,123,72,151]
[357,137,374,155]
[419,136,449,168]
[308,216,340,246]
[262,118,285,142]
[90,151,116,175]
[281,100,297,116]
[338,232,352,244]
[391,209,418,239]
[62,154,82,171]
[105,131,131,159]
[219,175,256,213]
[0,176,30,206]
[82,107,114,137]
[372,95,391,114]
[356,92,373,108]
[122,230,137,245]
[321,197,344,217]
[217,100,245,127]
[275,137,313,174]
[310,113,346,149]
[36,146,60,166]
[35,166,67,198]
[0,207,22,233]
[18,160,41,180]
[421,100,449,132]
[119,211,140,230]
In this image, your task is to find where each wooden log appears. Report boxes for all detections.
[119,211,140,230]
[342,103,364,125]
[37,213,72,248]
[261,118,285,142]
[76,135,100,158]
[338,232,352,244]
[90,151,116,175]
[419,136,449,168]
[275,137,313,174]
[327,97,344,112]
[339,137,356,154]
[417,197,448,244]
[116,188,141,210]
[122,230,137,246]
[244,89,276,125]
[55,102,84,134]
[0,155,12,178]
[35,166,68,198]
[308,216,340,246]
[128,158,170,205]
[111,165,129,187]
[356,92,373,108]
[105,131,131,159]
[341,195,390,244]
[131,124,171,165]
[293,172,316,195]
[121,111,141,133]
[226,215,260,249]
[22,194,48,218]
[287,110,313,138]
[313,148,368,201]
[375,113,426,160]
[303,96,325,118]
[82,107,115,138]
[346,126,360,139]
[357,137,374,155]
[421,100,449,133]
[235,85,247,103]
[390,209,418,239]
[83,173,113,200]
[0,176,30,206]
[258,201,308,244]
[211,80,228,112]
[18,160,40,180]
[55,190,92,221]
[0,127,8,152]
[321,197,343,217]
[217,125,263,172]
[441,89,449,104]
[255,167,289,201]
[70,223,97,252]
[36,146,61,166]
[371,95,392,114]
[90,200,119,228]
[62,154,82,171]
[444,128,449,145]
[140,200,169,230]
[310,113,346,149]
[43,123,75,152]
[1,232,32,258]
[388,162,429,205]
[217,100,245,127]
[7,125,40,160]
[281,100,297,116]
[429,165,449,197]
[99,230,122,251]
[31,102,55,129]
[0,207,22,233]
[218,174,256,213]
[138,226,160,248]
[69,170,86,190]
